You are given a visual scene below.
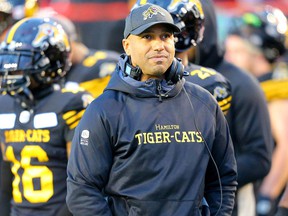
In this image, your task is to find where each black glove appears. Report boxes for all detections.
[256,194,274,216]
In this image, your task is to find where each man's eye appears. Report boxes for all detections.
[162,33,172,39]
[142,35,152,39]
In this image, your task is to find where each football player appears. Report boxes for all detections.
[35,9,120,98]
[0,17,93,216]
[225,6,288,216]
[133,0,232,115]
[61,13,120,98]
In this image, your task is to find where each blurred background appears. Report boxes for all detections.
[3,0,288,54]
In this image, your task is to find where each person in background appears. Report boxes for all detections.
[224,6,288,216]
[66,3,237,216]
[0,0,15,41]
[0,0,40,41]
[188,0,274,215]
[0,1,18,213]
[133,0,232,117]
[0,17,93,216]
[35,8,120,98]
[0,0,14,180]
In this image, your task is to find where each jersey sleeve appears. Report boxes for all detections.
[186,65,232,115]
[61,88,94,142]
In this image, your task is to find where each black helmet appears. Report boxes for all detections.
[133,0,205,52]
[0,17,71,95]
[229,5,287,63]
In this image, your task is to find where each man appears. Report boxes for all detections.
[0,0,15,190]
[188,0,274,215]
[0,2,26,213]
[0,17,93,215]
[224,6,288,216]
[66,3,237,216]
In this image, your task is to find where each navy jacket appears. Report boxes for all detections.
[66,55,237,216]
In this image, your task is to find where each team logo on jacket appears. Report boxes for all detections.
[80,130,90,146]
[143,6,165,20]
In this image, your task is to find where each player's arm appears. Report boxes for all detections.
[62,89,94,148]
[66,141,72,158]
[0,143,12,216]
[213,81,232,116]
[188,66,233,115]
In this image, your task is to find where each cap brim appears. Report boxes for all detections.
[130,21,180,36]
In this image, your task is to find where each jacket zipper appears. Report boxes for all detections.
[156,80,163,102]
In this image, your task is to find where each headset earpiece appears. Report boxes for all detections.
[123,55,142,81]
[165,57,185,84]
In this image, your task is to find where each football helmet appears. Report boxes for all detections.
[0,17,71,95]
[229,5,287,63]
[133,0,205,51]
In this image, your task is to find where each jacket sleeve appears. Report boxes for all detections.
[205,106,238,216]
[66,101,113,216]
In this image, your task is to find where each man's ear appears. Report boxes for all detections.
[122,38,131,55]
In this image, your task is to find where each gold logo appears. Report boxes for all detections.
[143,6,165,20]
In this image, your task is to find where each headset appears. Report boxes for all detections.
[123,54,188,84]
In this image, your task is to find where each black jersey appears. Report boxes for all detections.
[185,63,232,115]
[197,0,273,192]
[65,49,120,98]
[0,87,93,216]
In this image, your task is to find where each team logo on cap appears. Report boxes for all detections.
[143,6,165,20]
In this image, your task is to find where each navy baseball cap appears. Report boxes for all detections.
[124,3,180,38]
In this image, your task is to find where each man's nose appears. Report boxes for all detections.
[152,38,165,51]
